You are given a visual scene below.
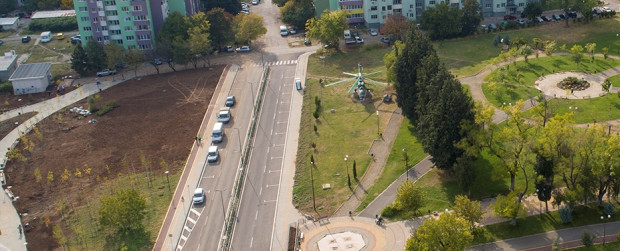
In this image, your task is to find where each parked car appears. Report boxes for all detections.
[114,62,125,69]
[380,37,390,43]
[217,107,231,123]
[516,19,527,25]
[295,78,302,90]
[56,33,65,40]
[552,14,561,20]
[251,0,259,5]
[70,35,81,44]
[225,96,235,107]
[152,58,163,65]
[559,14,566,19]
[21,36,31,43]
[503,15,517,20]
[603,6,611,12]
[541,16,551,22]
[355,36,364,44]
[0,40,3,46]
[488,23,498,30]
[236,46,251,52]
[568,11,578,18]
[23,13,31,18]
[535,17,544,23]
[241,9,249,14]
[207,146,219,163]
[289,27,297,34]
[370,29,378,36]
[96,69,116,77]
[193,188,205,205]
[593,8,602,15]
[304,38,312,46]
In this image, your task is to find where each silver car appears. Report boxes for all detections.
[193,188,205,205]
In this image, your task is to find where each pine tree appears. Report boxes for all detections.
[70,44,88,76]
[85,40,107,72]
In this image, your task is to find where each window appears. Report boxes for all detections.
[109,20,120,25]
[387,5,392,10]
[393,0,401,3]
[371,6,377,10]
[519,3,524,6]
[496,4,499,7]
[91,7,97,11]
[110,30,121,35]
[416,2,422,6]
[382,6,386,10]
[79,7,88,11]
[138,34,151,40]
[410,4,413,8]
[106,10,118,16]
[501,3,505,7]
[137,25,149,30]
[409,13,414,17]
[103,36,109,40]
[485,3,491,7]
[124,26,133,31]
[97,37,102,41]
[126,35,134,40]
[92,17,98,22]
[115,39,123,44]
[124,17,132,21]
[105,1,116,5]
[429,1,435,4]
[139,44,152,50]
[121,6,129,11]
[382,15,386,19]
[133,6,142,11]
[83,26,92,31]
[371,14,378,19]
[95,27,100,32]
[135,15,148,20]
[102,26,108,30]
[80,16,89,21]
[128,45,136,50]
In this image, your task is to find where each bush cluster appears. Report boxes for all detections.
[97,100,117,116]
[0,82,13,93]
[28,17,78,32]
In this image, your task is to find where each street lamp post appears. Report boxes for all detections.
[165,170,171,194]
[402,149,409,180]
[602,214,611,244]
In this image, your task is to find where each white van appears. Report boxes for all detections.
[280,25,288,36]
[40,31,52,43]
[212,122,224,143]
[217,107,231,123]
[344,30,351,39]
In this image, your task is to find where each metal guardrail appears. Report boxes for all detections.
[219,67,270,250]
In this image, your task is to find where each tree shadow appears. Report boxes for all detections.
[103,227,152,251]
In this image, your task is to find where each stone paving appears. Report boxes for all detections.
[535,71,608,99]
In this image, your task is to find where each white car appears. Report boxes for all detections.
[603,6,611,12]
[217,107,231,123]
[193,188,205,205]
[295,78,302,90]
[208,146,219,163]
[236,46,251,52]
[289,27,297,34]
[252,0,259,5]
[355,36,364,44]
[370,29,378,36]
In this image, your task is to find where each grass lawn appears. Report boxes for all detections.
[64,168,182,250]
[607,74,620,87]
[355,118,427,212]
[523,95,620,124]
[39,38,77,56]
[473,203,620,245]
[307,45,391,83]
[441,18,620,77]
[485,56,620,86]
[26,45,64,63]
[481,82,542,107]
[571,242,620,250]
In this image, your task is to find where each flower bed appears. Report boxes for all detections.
[558,76,590,90]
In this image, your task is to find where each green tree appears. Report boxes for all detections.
[584,43,596,62]
[70,44,88,76]
[382,40,404,85]
[171,37,191,68]
[545,40,557,56]
[382,13,409,40]
[520,45,533,63]
[460,0,483,36]
[60,0,72,9]
[98,188,147,233]
[125,49,143,77]
[393,180,426,213]
[273,0,289,6]
[453,195,483,231]
[103,43,125,70]
[157,11,191,44]
[85,40,107,72]
[206,8,234,49]
[575,0,598,24]
[205,0,242,15]
[52,225,67,249]
[233,13,267,45]
[493,191,526,225]
[305,10,348,49]
[523,2,543,23]
[188,13,212,68]
[570,44,584,63]
[419,2,461,40]
[0,0,17,15]
[406,213,473,250]
[281,0,315,29]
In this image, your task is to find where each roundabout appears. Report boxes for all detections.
[535,71,609,99]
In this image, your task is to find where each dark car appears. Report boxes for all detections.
[568,11,577,18]
[559,14,566,19]
[21,36,31,43]
[541,16,550,22]
[503,15,517,20]
[114,62,125,69]
[225,96,235,107]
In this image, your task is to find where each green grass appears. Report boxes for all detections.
[355,118,427,212]
[0,30,17,39]
[307,45,391,83]
[26,45,64,63]
[39,38,77,56]
[63,167,182,250]
[473,203,620,245]
[571,242,620,250]
[486,56,620,86]
[523,95,620,124]
[440,18,620,77]
[293,73,398,215]
[481,82,542,107]
[607,74,620,87]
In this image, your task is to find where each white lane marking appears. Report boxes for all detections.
[184,225,192,232]
[187,217,197,224]
[270,156,283,159]
[180,235,188,241]
[255,211,259,220]
[268,170,281,173]
[250,237,254,248]
[190,208,201,216]
[203,175,215,179]
[264,200,277,203]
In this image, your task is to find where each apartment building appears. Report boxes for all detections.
[315,0,529,27]
[73,0,199,50]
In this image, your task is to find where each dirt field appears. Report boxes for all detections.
[3,66,224,250]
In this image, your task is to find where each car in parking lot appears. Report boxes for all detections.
[355,36,364,44]
[304,38,311,45]
[552,14,561,20]
[152,58,163,65]
[0,40,3,46]
[503,15,517,20]
[370,29,378,36]
[241,9,249,14]
[208,146,219,163]
[21,36,31,43]
[541,16,550,22]
[252,0,259,4]
[193,188,205,205]
[568,11,577,18]
[71,35,81,44]
[56,33,65,40]
[96,69,116,77]
[289,27,297,34]
[225,96,235,107]
[236,46,251,52]
[535,17,544,23]
[603,6,611,12]
[559,14,566,19]
[295,78,302,90]
[488,23,497,30]
[516,19,527,25]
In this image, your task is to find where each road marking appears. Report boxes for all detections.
[187,217,197,224]
[190,208,201,217]
[264,200,277,203]
[268,169,281,173]
[276,121,287,124]
[270,156,283,159]
[266,184,279,188]
[255,211,259,220]
[273,144,285,147]
[184,225,192,232]
[177,244,183,250]
[180,235,188,241]
[203,175,215,179]
[250,237,254,248]
[274,132,286,135]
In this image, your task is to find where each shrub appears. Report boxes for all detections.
[96,100,117,116]
[581,231,594,247]
[28,17,78,32]
[603,202,616,216]
[381,205,398,218]
[559,206,572,223]
[312,111,319,120]
[0,82,13,93]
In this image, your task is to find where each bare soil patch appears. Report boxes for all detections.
[0,112,37,139]
[3,66,224,250]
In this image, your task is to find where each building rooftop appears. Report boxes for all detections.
[0,17,18,26]
[9,63,51,80]
[0,51,17,71]
[31,10,76,19]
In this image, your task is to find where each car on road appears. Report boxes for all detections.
[193,188,205,205]
[370,29,378,36]
[295,78,302,90]
[217,107,231,123]
[236,46,251,52]
[71,35,81,44]
[289,27,297,35]
[207,146,219,163]
[225,96,235,107]
[96,69,116,77]
[21,36,31,43]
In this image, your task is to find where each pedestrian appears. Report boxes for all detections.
[197,135,201,142]
[349,211,352,217]
[18,225,22,236]
[194,136,198,143]
[571,89,574,94]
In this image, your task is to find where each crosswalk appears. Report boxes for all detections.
[248,60,298,67]
[177,207,203,250]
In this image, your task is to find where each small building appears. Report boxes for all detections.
[31,10,76,20]
[0,17,19,31]
[9,63,52,95]
[0,50,18,81]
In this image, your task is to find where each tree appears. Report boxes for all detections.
[575,0,598,24]
[232,13,267,45]
[103,43,125,70]
[419,3,461,40]
[70,44,88,76]
[520,45,533,63]
[60,0,72,9]
[171,37,191,68]
[305,10,348,49]
[570,44,584,63]
[98,188,147,233]
[52,225,67,249]
[204,0,242,15]
[383,40,404,84]
[544,40,557,56]
[85,40,107,72]
[453,195,483,231]
[493,191,526,225]
[0,0,17,15]
[157,11,191,44]
[382,14,409,40]
[125,49,143,77]
[406,213,473,250]
[585,43,596,62]
[273,0,289,6]
[281,0,315,29]
[206,8,234,49]
[188,13,212,68]
[523,2,543,23]
[460,0,483,36]
[393,180,426,213]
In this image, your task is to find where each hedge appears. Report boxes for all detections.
[28,17,78,32]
